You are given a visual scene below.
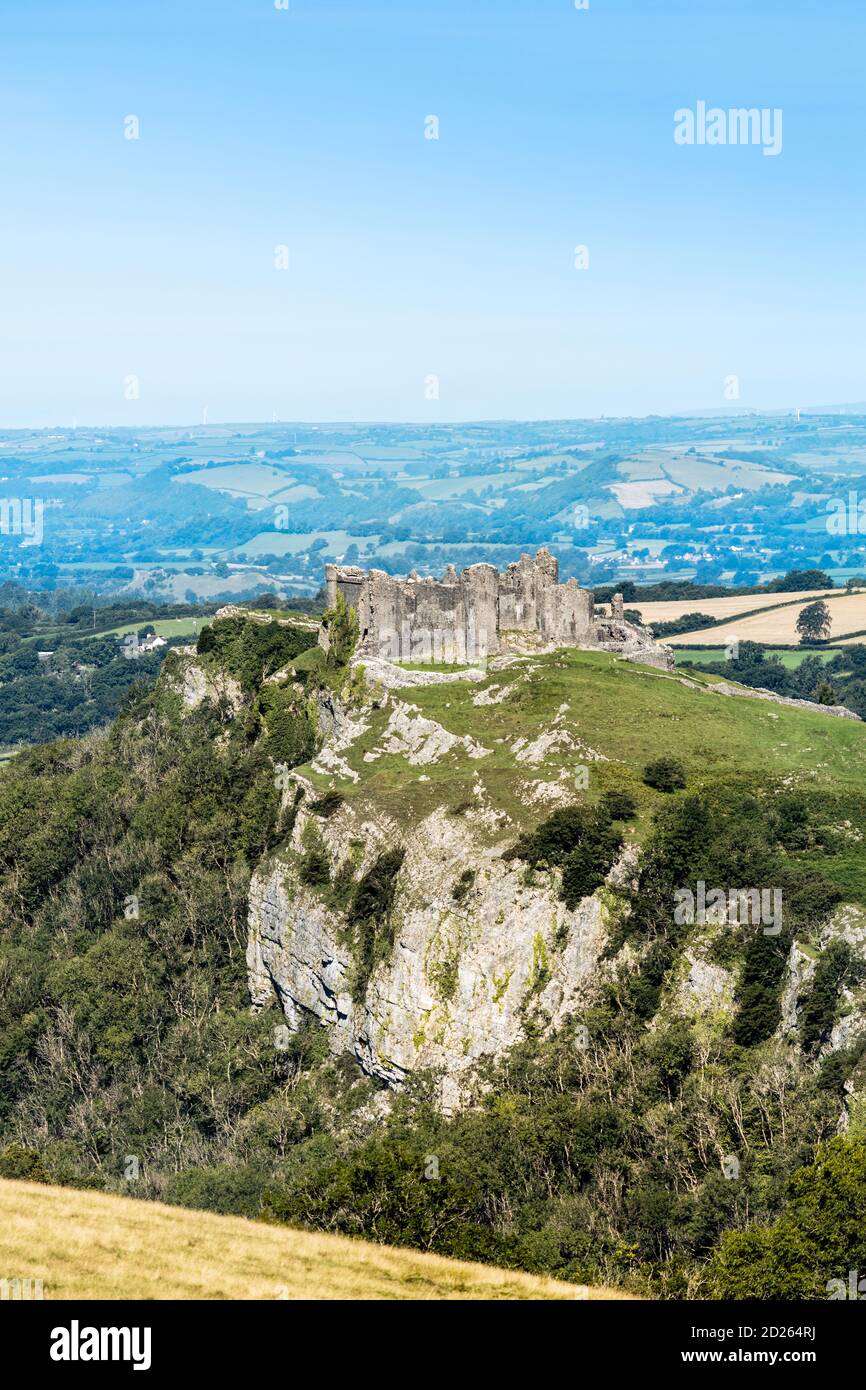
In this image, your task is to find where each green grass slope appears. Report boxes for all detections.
[298,648,866,900]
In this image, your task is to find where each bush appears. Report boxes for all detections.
[452,868,476,903]
[300,846,331,887]
[197,617,317,692]
[653,613,716,638]
[600,789,637,821]
[732,927,793,1047]
[321,592,359,669]
[164,1164,269,1218]
[771,794,811,850]
[259,685,318,768]
[507,807,622,910]
[347,849,406,1000]
[309,790,345,819]
[643,757,687,793]
[507,807,599,867]
[560,825,623,908]
[0,1143,49,1183]
[707,1137,866,1298]
[799,940,855,1053]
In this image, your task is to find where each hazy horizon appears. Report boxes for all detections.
[4,400,866,435]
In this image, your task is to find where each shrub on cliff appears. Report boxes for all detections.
[506,806,623,910]
[321,592,359,670]
[197,616,317,691]
[560,822,624,909]
[599,789,637,821]
[347,848,406,1000]
[507,806,598,867]
[257,684,318,768]
[799,940,859,1054]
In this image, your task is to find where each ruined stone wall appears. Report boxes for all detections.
[325,549,594,659]
[548,577,595,644]
[365,565,498,662]
[325,564,366,615]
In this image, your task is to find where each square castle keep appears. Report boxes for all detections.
[324,549,626,664]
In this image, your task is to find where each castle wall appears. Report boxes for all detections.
[325,564,366,616]
[327,549,594,661]
[549,578,594,644]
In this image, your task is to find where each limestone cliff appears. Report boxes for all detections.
[247,792,620,1109]
[241,646,866,1117]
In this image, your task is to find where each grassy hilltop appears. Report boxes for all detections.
[296,646,866,902]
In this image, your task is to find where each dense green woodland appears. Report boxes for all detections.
[681,641,866,718]
[0,584,218,747]
[0,614,865,1297]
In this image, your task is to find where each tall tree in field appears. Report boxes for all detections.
[796,599,831,644]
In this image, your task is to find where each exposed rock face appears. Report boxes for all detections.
[780,906,866,1051]
[167,649,245,713]
[676,951,736,1020]
[323,550,671,669]
[367,701,491,766]
[247,801,618,1110]
[357,657,487,691]
[235,609,862,1119]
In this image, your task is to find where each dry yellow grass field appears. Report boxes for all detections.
[631,588,836,625]
[0,1180,637,1301]
[666,591,866,645]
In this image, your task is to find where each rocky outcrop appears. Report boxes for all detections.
[165,648,245,714]
[214,604,318,633]
[592,616,675,671]
[237,605,862,1118]
[366,701,491,766]
[780,907,866,1051]
[356,656,487,690]
[247,799,621,1110]
[675,950,736,1021]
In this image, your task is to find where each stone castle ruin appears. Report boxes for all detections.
[322,549,672,669]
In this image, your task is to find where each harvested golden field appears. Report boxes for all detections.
[631,589,836,625]
[0,1180,637,1301]
[667,591,866,645]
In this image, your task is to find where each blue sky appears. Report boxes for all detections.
[1,0,864,425]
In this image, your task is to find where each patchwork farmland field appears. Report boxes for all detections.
[632,589,838,625]
[667,591,866,645]
[673,647,840,669]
